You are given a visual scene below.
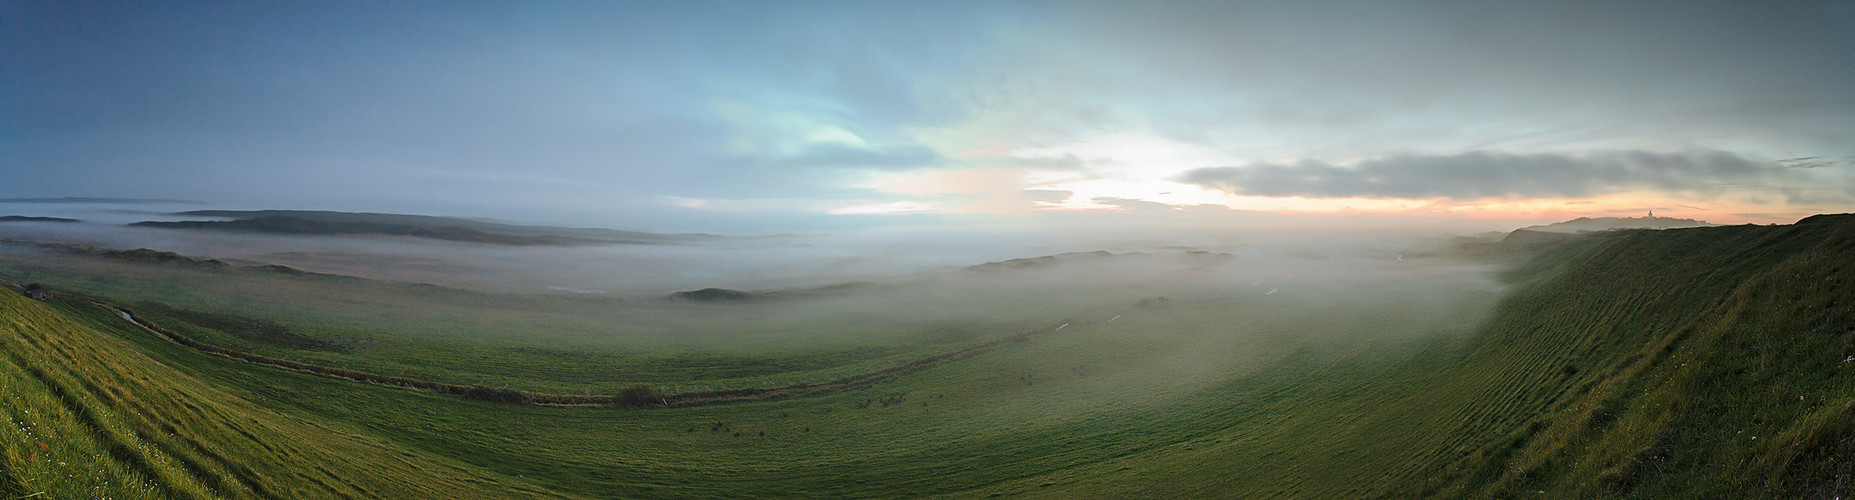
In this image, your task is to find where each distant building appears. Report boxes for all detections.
[22,283,51,300]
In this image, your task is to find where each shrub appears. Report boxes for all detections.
[616,384,662,407]
[461,385,533,404]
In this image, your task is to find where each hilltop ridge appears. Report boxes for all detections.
[1520,215,1715,234]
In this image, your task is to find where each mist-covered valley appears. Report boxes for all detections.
[0,201,1499,297]
[8,1,1852,495]
[0,202,1511,393]
[0,202,1543,498]
[7,206,1855,498]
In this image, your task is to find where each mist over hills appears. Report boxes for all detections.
[3,213,1850,496]
[0,197,205,205]
[663,250,1237,302]
[0,216,80,223]
[1520,215,1716,234]
[667,282,888,303]
[961,249,1236,273]
[5,0,1847,493]
[1438,215,1721,255]
[131,210,717,246]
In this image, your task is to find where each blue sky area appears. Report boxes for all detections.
[4,1,1852,233]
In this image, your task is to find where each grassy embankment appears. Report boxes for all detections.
[1408,215,1855,497]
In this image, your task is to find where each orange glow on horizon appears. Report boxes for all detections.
[1233,193,1827,226]
[1023,188,1830,226]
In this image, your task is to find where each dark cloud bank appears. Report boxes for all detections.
[1180,150,1845,201]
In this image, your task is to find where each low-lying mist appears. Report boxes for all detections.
[0,205,1528,459]
[0,202,1494,297]
[2,202,1511,393]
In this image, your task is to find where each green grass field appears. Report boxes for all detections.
[0,279,555,498]
[4,216,1852,498]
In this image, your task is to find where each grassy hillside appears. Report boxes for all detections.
[1018,217,1855,498]
[0,288,556,498]
[3,216,1851,498]
[1415,215,1855,497]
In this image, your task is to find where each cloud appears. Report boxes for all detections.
[855,168,1034,214]
[1022,190,1072,204]
[1777,157,1855,170]
[942,1,1855,163]
[772,143,941,170]
[1087,197,1255,217]
[869,168,1026,197]
[7,1,1851,232]
[1179,149,1841,201]
[827,200,939,216]
[1091,197,1198,213]
[1008,153,1095,171]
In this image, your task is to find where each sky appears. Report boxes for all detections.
[3,0,1853,233]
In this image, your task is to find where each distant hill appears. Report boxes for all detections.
[0,215,80,223]
[0,240,385,282]
[1448,216,1719,256]
[964,250,1118,272]
[0,197,204,205]
[1,240,234,268]
[664,249,1239,303]
[669,250,1237,303]
[1520,215,1715,234]
[963,249,1234,273]
[1495,228,1580,250]
[668,281,886,302]
[131,210,717,246]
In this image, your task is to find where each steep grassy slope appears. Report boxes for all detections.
[1018,217,1855,499]
[1422,215,1855,497]
[1317,217,1853,498]
[0,289,557,498]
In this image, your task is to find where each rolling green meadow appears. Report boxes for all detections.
[3,215,1853,498]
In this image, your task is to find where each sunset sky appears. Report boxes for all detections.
[4,0,1852,233]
